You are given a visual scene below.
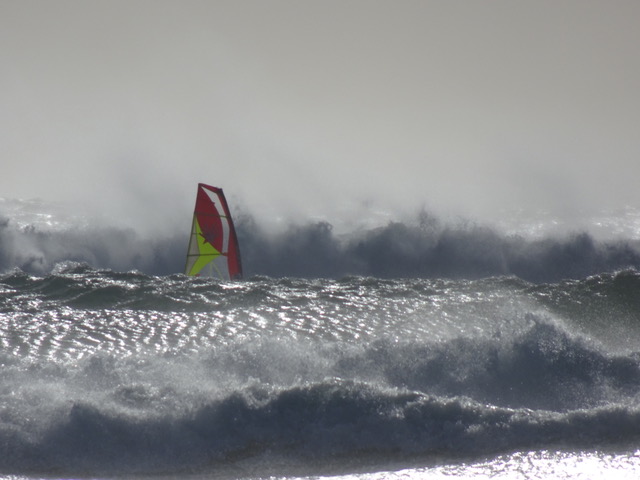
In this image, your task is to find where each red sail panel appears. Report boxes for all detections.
[195,186,225,252]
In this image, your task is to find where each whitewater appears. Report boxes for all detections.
[2,202,640,479]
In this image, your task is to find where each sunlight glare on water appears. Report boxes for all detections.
[296,450,640,480]
[4,450,640,480]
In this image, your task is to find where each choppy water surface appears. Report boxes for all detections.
[2,264,640,478]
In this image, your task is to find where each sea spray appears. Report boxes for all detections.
[4,198,640,281]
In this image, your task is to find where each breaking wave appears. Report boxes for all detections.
[2,333,640,477]
[2,201,640,282]
[4,379,640,477]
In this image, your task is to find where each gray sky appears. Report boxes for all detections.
[2,0,640,231]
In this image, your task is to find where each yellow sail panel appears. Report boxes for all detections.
[185,216,221,276]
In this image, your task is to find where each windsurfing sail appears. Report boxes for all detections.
[184,183,243,280]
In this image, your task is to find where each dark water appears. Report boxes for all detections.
[2,264,640,478]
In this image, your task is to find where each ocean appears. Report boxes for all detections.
[2,201,640,479]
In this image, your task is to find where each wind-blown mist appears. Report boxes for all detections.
[2,200,640,283]
[237,215,640,283]
[0,217,185,276]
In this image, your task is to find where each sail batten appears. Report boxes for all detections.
[184,183,242,280]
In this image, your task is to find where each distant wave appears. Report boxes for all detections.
[2,204,640,281]
[237,216,640,282]
[0,211,186,275]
